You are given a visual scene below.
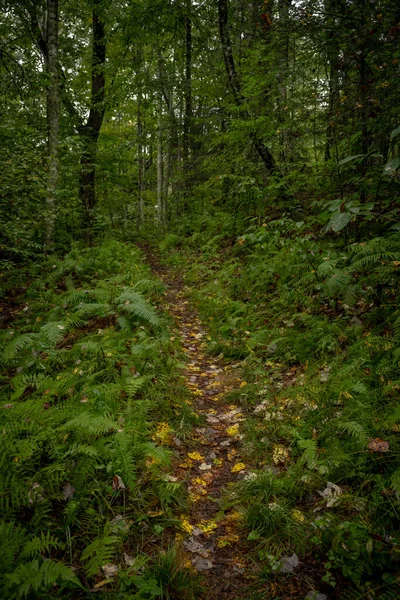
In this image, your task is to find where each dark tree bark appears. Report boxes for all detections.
[218,0,278,176]
[45,0,59,250]
[79,1,106,229]
[183,0,192,205]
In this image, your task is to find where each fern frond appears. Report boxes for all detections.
[81,534,119,578]
[126,376,146,397]
[20,532,62,559]
[337,420,367,443]
[63,413,119,435]
[117,291,159,328]
[5,558,81,597]
[40,322,67,346]
[1,333,37,364]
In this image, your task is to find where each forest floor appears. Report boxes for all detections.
[143,247,252,599]
[143,247,307,600]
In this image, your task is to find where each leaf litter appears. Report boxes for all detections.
[145,257,253,597]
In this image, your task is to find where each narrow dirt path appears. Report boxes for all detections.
[144,248,252,600]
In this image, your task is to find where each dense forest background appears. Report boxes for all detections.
[1,0,400,598]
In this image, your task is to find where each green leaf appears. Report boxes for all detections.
[247,530,261,541]
[338,154,363,166]
[330,212,352,232]
[390,126,400,140]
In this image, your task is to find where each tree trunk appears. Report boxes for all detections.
[45,0,59,251]
[324,0,340,162]
[218,0,278,176]
[137,90,144,230]
[79,1,106,232]
[157,87,164,226]
[183,0,192,207]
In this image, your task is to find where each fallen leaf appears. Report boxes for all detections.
[63,482,75,501]
[197,520,218,534]
[94,579,112,589]
[192,557,213,571]
[112,475,126,490]
[368,438,390,452]
[199,462,212,470]
[183,537,209,557]
[318,481,342,507]
[102,564,118,578]
[180,517,193,534]
[124,553,135,567]
[231,462,246,473]
[280,553,299,573]
[188,452,204,461]
[226,424,240,436]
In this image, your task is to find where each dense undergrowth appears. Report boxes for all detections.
[159,213,400,598]
[0,241,199,599]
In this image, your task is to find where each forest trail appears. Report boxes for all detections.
[143,248,252,600]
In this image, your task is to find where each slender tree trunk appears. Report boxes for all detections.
[137,90,144,230]
[45,0,59,251]
[218,0,278,176]
[157,88,164,226]
[79,1,106,232]
[183,0,192,208]
[324,0,340,162]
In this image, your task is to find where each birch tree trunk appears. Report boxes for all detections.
[137,89,144,230]
[157,87,164,226]
[45,0,59,251]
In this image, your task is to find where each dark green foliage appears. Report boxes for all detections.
[160,212,400,596]
[0,241,195,598]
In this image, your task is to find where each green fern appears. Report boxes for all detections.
[117,290,160,328]
[1,333,37,364]
[20,532,62,559]
[5,558,81,598]
[337,420,367,444]
[80,533,119,578]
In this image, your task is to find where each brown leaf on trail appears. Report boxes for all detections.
[368,438,390,452]
[184,537,209,557]
[192,557,214,571]
[112,474,126,490]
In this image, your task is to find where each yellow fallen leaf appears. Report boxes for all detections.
[291,509,305,523]
[225,510,242,523]
[192,477,207,486]
[272,445,290,464]
[197,520,218,534]
[179,459,194,469]
[180,517,193,534]
[231,462,245,473]
[188,452,204,461]
[213,458,223,467]
[226,424,240,436]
